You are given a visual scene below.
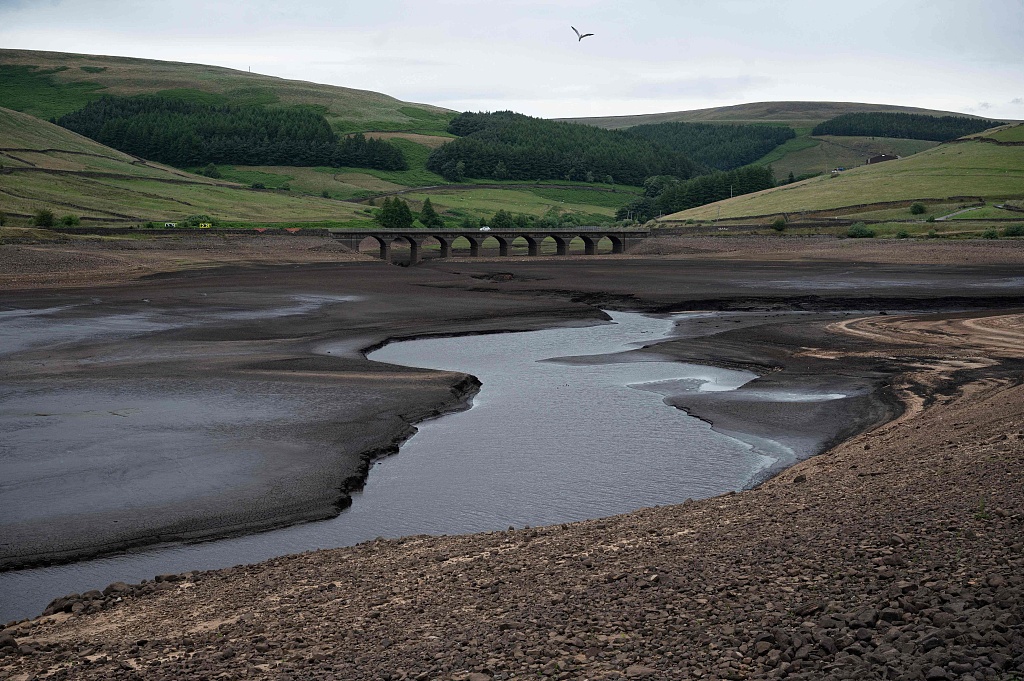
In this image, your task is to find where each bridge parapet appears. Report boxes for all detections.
[328,229,650,264]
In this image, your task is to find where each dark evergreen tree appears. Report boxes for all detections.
[427,111,701,186]
[418,197,445,229]
[375,197,415,229]
[626,122,795,171]
[656,165,776,214]
[812,112,1001,141]
[57,95,407,170]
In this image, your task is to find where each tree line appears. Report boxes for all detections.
[426,111,700,186]
[56,95,407,170]
[615,165,777,221]
[626,121,795,170]
[811,112,1002,141]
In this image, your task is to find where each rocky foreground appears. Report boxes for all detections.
[2,311,1022,681]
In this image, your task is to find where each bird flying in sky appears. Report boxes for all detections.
[572,26,594,41]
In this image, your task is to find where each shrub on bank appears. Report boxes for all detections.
[1004,224,1024,237]
[910,202,926,215]
[33,209,55,227]
[846,222,875,238]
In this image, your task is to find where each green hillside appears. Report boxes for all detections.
[0,49,454,134]
[756,135,941,180]
[661,134,1024,222]
[0,106,636,228]
[0,107,372,225]
[0,51,644,226]
[558,101,1005,182]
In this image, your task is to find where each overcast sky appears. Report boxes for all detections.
[2,0,1022,119]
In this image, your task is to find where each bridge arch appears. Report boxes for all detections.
[604,234,625,254]
[379,235,421,264]
[580,235,599,255]
[490,235,511,257]
[430,233,454,259]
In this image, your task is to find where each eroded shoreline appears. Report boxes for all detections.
[1,236,1022,679]
[2,306,1021,680]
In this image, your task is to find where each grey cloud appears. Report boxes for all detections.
[1011,98,1023,105]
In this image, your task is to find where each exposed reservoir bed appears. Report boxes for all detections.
[0,307,873,622]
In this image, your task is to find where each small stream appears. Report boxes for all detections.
[0,311,779,621]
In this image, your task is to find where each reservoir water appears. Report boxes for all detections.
[0,311,773,622]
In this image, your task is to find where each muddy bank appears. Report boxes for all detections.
[0,267,606,569]
[1,245,1022,570]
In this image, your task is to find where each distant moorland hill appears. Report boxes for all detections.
[557,101,997,129]
[0,49,454,134]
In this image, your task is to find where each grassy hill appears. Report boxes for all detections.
[0,50,644,227]
[559,101,1004,182]
[556,101,991,130]
[0,107,374,225]
[660,130,1024,226]
[0,49,454,134]
[0,106,636,228]
[756,135,941,180]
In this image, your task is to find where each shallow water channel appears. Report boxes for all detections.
[0,311,776,621]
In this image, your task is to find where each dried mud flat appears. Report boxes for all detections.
[1,235,1023,680]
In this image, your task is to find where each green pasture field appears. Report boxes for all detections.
[208,166,411,201]
[983,124,1024,142]
[944,204,1023,220]
[663,140,1024,222]
[397,187,620,223]
[0,106,366,223]
[752,134,940,179]
[0,65,104,121]
[527,186,640,209]
[751,127,819,165]
[0,49,453,134]
[216,218,377,230]
[0,105,134,155]
[0,172,368,222]
[832,203,965,221]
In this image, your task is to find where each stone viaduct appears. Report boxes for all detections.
[328,229,651,264]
